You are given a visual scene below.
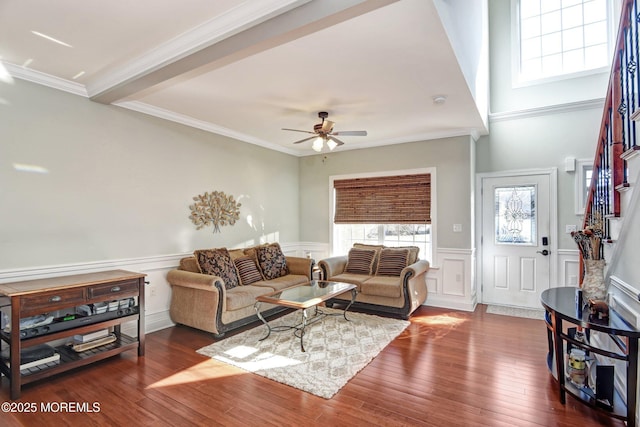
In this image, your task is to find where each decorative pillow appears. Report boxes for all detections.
[375,248,410,276]
[353,243,384,271]
[255,243,289,280]
[345,248,376,275]
[193,248,240,290]
[393,246,420,265]
[234,256,264,285]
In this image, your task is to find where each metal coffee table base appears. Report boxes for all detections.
[254,289,357,352]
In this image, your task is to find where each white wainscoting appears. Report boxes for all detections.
[557,249,580,287]
[280,242,330,262]
[0,253,189,334]
[424,248,476,312]
[0,242,332,335]
[593,275,640,423]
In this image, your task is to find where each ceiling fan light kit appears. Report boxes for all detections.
[283,111,367,152]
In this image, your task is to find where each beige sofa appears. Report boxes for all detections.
[318,244,429,319]
[167,243,314,337]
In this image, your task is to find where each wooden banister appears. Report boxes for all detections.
[581,0,638,280]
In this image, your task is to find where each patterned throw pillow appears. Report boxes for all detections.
[194,248,240,290]
[353,243,384,270]
[345,248,376,275]
[375,248,410,276]
[255,243,289,280]
[234,256,264,285]
[393,246,420,265]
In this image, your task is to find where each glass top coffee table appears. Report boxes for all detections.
[253,280,357,352]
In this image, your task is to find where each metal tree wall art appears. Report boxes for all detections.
[189,190,241,233]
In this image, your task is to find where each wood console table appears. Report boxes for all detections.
[0,270,146,399]
[541,287,640,427]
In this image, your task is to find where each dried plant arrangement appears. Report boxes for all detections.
[189,190,241,233]
[571,212,604,260]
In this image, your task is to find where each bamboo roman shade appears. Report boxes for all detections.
[333,173,431,224]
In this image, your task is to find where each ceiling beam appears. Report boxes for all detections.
[88,0,399,104]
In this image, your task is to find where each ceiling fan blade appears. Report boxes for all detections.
[282,128,316,134]
[332,130,367,136]
[292,135,318,144]
[321,120,334,133]
[328,136,345,146]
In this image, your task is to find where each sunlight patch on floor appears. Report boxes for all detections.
[146,359,244,389]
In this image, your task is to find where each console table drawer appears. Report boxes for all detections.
[21,288,86,314]
[88,279,139,300]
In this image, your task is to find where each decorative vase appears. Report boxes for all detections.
[581,259,606,303]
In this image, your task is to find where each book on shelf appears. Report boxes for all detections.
[74,328,110,343]
[3,352,61,371]
[71,333,117,352]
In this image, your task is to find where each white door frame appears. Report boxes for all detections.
[474,168,558,305]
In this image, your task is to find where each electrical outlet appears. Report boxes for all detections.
[453,224,462,232]
[566,224,577,233]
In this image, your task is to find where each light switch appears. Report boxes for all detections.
[566,224,577,233]
[453,224,462,232]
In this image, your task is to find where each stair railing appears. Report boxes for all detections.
[582,0,639,279]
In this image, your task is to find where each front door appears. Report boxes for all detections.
[480,171,556,308]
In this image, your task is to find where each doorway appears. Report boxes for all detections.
[477,169,557,309]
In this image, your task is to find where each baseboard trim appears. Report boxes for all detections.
[118,310,174,335]
[424,296,477,312]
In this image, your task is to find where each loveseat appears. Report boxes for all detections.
[167,243,314,337]
[318,243,429,319]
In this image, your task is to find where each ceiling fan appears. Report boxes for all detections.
[282,111,367,152]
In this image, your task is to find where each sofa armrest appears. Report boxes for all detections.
[401,259,430,280]
[167,269,227,335]
[400,260,430,317]
[167,269,225,293]
[318,255,348,279]
[286,256,314,279]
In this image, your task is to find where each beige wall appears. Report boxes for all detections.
[1,80,300,269]
[298,136,474,253]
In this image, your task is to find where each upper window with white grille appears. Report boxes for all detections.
[515,0,611,83]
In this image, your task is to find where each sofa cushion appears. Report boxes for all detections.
[255,243,289,280]
[375,248,409,276]
[194,248,240,290]
[234,256,264,285]
[179,257,200,273]
[345,248,376,275]
[228,249,246,260]
[225,285,273,311]
[251,274,309,291]
[327,272,370,290]
[361,275,402,298]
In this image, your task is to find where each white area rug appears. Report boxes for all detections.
[486,304,546,320]
[197,308,409,399]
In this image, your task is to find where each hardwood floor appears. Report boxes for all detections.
[0,305,626,426]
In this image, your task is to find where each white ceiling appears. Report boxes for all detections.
[0,0,488,156]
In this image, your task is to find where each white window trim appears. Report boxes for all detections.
[575,158,593,215]
[510,0,621,88]
[328,167,437,261]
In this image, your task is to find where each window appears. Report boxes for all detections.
[515,0,611,83]
[334,224,432,260]
[331,170,435,263]
[575,159,593,214]
[494,185,537,244]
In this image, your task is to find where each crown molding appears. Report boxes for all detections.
[2,61,88,97]
[115,100,300,156]
[489,98,605,122]
[86,0,311,98]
